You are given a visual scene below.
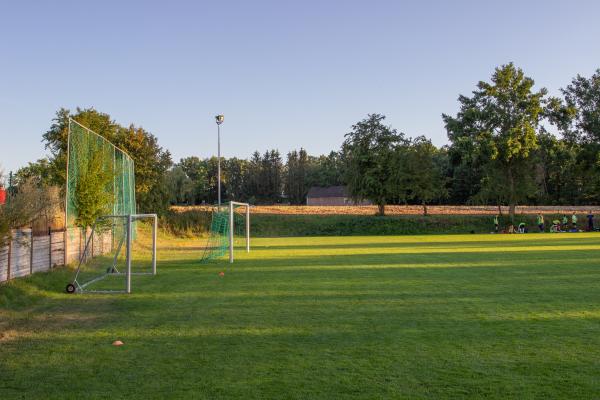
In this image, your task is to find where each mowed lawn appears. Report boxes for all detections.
[2,232,600,399]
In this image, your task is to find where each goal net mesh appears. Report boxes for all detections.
[201,204,247,262]
[66,119,136,232]
[66,120,140,292]
[70,216,155,293]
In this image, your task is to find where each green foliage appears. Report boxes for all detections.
[444,63,548,219]
[545,70,600,205]
[257,150,284,203]
[535,133,582,204]
[14,158,55,187]
[557,69,600,142]
[73,151,113,228]
[0,179,60,247]
[66,119,135,231]
[224,157,248,201]
[285,148,309,205]
[166,166,195,205]
[43,108,119,186]
[39,108,172,216]
[342,114,407,215]
[306,151,345,188]
[401,136,447,215]
[163,208,582,237]
[115,124,172,214]
[160,209,213,236]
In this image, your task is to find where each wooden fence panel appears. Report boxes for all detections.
[11,230,31,279]
[0,246,8,282]
[50,231,65,267]
[31,236,50,273]
[0,227,112,283]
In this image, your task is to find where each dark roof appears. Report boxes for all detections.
[307,186,348,198]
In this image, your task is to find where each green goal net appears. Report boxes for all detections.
[201,203,249,262]
[65,119,139,292]
[66,118,136,231]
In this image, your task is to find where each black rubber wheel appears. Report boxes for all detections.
[65,283,76,294]
[106,267,116,274]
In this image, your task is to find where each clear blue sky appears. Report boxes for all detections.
[1,0,599,173]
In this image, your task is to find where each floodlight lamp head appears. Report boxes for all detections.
[215,115,224,125]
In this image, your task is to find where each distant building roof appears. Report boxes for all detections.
[307,185,348,198]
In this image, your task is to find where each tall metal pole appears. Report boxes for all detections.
[65,119,71,264]
[215,115,224,209]
[217,123,221,208]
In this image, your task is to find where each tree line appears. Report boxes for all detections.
[167,150,344,206]
[7,63,600,222]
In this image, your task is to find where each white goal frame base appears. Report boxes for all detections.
[68,213,157,294]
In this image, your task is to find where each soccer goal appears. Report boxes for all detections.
[64,118,158,294]
[201,201,250,263]
[66,213,157,294]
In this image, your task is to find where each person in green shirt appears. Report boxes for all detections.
[518,222,526,233]
[562,215,569,231]
[572,212,578,230]
[536,214,544,232]
[493,215,499,233]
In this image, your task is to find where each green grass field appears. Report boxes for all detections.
[2,232,600,399]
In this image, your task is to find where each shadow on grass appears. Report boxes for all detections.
[249,236,600,251]
[165,249,600,273]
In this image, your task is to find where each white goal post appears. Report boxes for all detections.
[67,213,157,294]
[228,201,250,263]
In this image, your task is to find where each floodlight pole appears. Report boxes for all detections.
[215,115,224,209]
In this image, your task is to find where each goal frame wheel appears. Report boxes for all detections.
[65,283,77,294]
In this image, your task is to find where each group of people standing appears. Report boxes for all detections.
[493,211,596,233]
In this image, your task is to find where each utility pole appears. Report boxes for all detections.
[215,115,224,208]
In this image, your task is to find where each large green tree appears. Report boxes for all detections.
[39,108,172,215]
[443,63,548,220]
[115,124,172,214]
[306,151,345,189]
[224,157,248,201]
[42,108,119,186]
[178,156,210,204]
[558,69,600,142]
[534,133,581,204]
[402,136,447,215]
[285,148,309,205]
[165,166,195,205]
[73,152,114,228]
[342,114,406,216]
[548,69,600,204]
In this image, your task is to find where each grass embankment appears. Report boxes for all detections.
[164,209,586,237]
[2,232,600,398]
